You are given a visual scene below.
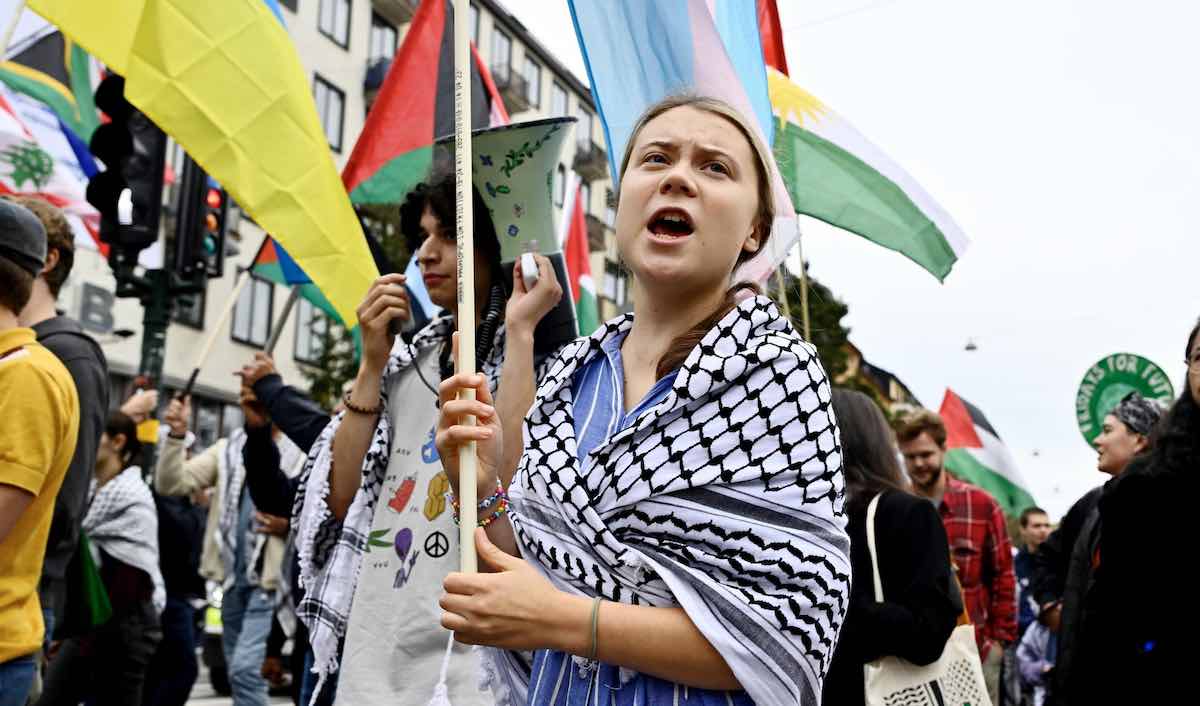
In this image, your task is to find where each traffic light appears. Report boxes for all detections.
[85,74,167,260]
[200,182,228,277]
[174,155,228,280]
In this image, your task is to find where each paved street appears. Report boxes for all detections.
[186,657,289,706]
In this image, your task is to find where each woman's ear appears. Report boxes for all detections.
[742,224,761,255]
[112,433,128,458]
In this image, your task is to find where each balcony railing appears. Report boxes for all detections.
[490,64,531,114]
[573,138,608,183]
[363,57,391,111]
[585,213,610,253]
[375,0,418,24]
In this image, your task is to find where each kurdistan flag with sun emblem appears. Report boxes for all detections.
[768,68,969,281]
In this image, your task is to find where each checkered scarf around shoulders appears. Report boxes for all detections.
[293,312,506,686]
[84,466,166,614]
[504,295,851,706]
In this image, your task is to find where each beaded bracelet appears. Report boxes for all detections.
[449,481,507,526]
[453,495,509,527]
[341,390,383,416]
[450,481,506,514]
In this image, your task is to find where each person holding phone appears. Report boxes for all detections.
[293,168,562,706]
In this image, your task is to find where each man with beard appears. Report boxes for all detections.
[896,410,1016,705]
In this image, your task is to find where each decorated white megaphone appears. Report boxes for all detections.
[435,116,579,356]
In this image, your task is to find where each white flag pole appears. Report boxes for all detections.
[453,0,478,573]
[1,1,25,57]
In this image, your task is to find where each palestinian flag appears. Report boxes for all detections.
[0,29,100,141]
[767,67,969,282]
[341,0,508,205]
[563,184,598,335]
[939,389,1036,517]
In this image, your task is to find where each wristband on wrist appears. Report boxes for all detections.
[450,480,508,526]
[342,390,383,416]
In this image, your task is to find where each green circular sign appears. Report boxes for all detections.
[1075,353,1175,445]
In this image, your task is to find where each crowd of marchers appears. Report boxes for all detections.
[1,96,1197,706]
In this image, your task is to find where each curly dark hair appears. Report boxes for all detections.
[1137,318,1200,476]
[398,168,502,283]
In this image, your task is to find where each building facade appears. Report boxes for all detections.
[58,0,621,449]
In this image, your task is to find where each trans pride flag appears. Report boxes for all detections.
[568,0,796,283]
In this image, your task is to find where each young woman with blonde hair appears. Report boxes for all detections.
[437,96,850,706]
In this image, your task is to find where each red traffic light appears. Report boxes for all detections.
[205,188,222,209]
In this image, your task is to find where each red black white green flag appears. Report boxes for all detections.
[939,388,1037,518]
[341,0,508,205]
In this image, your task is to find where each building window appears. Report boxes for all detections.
[231,272,274,347]
[579,181,591,215]
[173,284,207,329]
[369,13,397,62]
[219,403,244,442]
[550,82,567,117]
[604,188,616,227]
[523,56,541,108]
[554,164,565,207]
[318,0,351,48]
[492,28,512,76]
[577,107,594,144]
[294,298,330,365]
[468,3,479,46]
[313,75,345,152]
[602,260,628,306]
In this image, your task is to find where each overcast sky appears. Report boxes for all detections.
[492,0,1199,518]
[6,0,1196,517]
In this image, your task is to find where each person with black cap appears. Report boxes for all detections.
[0,199,80,706]
[1,195,110,656]
[1030,392,1164,705]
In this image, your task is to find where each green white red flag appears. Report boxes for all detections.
[562,183,598,336]
[940,389,1037,517]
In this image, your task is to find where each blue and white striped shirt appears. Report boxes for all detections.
[525,331,752,706]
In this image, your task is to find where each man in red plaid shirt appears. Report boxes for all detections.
[897,410,1017,704]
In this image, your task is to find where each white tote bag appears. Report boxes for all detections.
[863,493,992,706]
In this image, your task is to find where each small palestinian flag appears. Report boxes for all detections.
[563,184,598,336]
[341,0,508,205]
[939,389,1036,518]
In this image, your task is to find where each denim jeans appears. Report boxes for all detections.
[142,597,199,706]
[221,585,274,706]
[0,654,36,706]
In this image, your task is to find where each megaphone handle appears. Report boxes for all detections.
[521,252,539,291]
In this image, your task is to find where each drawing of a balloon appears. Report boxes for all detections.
[394,528,413,561]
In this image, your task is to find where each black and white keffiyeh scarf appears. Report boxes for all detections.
[293,313,506,688]
[84,466,166,613]
[502,295,851,706]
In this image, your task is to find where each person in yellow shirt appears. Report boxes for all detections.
[0,200,79,706]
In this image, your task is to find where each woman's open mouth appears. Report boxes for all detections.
[646,208,695,240]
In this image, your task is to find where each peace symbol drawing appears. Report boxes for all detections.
[424,531,450,559]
